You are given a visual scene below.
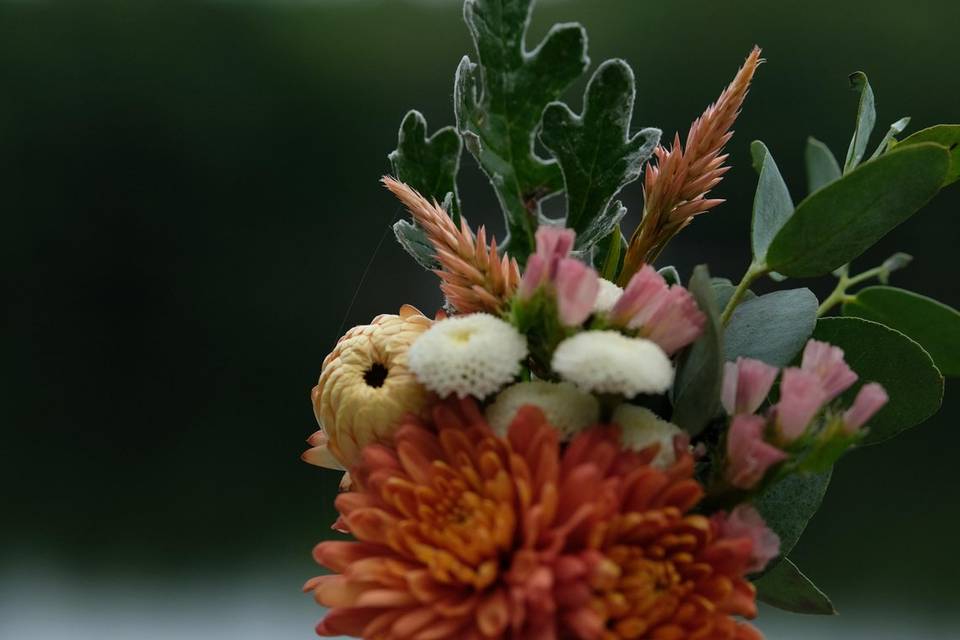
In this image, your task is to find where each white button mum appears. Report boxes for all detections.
[594,278,624,313]
[485,381,600,439]
[552,331,674,397]
[407,313,528,398]
[612,404,684,468]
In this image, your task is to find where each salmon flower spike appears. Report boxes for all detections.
[621,47,763,282]
[306,398,767,639]
[383,177,520,314]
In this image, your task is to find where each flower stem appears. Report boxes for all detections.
[816,265,885,316]
[719,261,769,326]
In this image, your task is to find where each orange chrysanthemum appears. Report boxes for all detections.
[305,399,764,640]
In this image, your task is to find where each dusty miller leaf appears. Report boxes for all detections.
[540,59,660,253]
[389,110,463,222]
[455,0,589,264]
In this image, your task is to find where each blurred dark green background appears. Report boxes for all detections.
[2,0,957,637]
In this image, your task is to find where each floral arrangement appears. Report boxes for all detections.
[301,1,959,638]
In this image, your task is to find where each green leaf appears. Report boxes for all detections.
[755,558,837,615]
[595,224,626,281]
[672,265,723,436]
[393,219,439,270]
[843,71,876,172]
[658,265,680,287]
[766,143,950,277]
[455,0,589,263]
[805,137,842,194]
[755,468,832,561]
[843,286,960,377]
[712,280,756,312]
[724,289,818,367]
[750,141,795,262]
[540,59,660,251]
[893,124,960,186]
[389,110,463,221]
[869,116,910,160]
[811,317,944,444]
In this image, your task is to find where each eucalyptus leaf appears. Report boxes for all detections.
[843,71,876,172]
[766,143,950,277]
[843,286,960,377]
[755,468,832,562]
[750,141,794,262]
[869,116,910,160]
[805,137,841,194]
[389,110,463,221]
[671,266,723,436]
[812,317,943,444]
[893,124,960,186]
[755,558,837,615]
[455,0,589,263]
[540,59,660,252]
[712,281,755,312]
[724,289,818,367]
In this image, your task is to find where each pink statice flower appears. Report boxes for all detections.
[800,339,858,402]
[843,382,889,434]
[518,227,598,327]
[607,265,706,355]
[711,505,781,573]
[774,368,829,442]
[726,414,788,489]
[722,357,779,416]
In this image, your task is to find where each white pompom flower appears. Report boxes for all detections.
[551,331,673,397]
[485,381,600,439]
[593,278,624,313]
[407,313,528,398]
[612,404,684,468]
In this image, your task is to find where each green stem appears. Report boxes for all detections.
[816,265,885,316]
[719,261,769,326]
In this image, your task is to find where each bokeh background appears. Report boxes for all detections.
[2,0,958,638]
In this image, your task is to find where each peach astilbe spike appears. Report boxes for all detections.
[306,397,773,639]
[383,176,520,314]
[620,47,763,283]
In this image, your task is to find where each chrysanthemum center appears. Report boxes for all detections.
[363,362,389,388]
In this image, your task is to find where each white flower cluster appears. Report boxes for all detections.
[551,331,674,397]
[486,381,599,439]
[593,278,623,313]
[408,313,528,398]
[612,404,684,468]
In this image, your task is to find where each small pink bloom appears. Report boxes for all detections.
[554,258,600,326]
[801,339,858,402]
[609,265,705,355]
[843,382,889,434]
[712,505,781,573]
[518,254,547,299]
[722,357,779,415]
[726,414,787,489]
[775,367,828,441]
[535,226,576,269]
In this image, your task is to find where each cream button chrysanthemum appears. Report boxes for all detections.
[552,330,674,397]
[307,305,432,470]
[485,381,600,439]
[612,404,684,468]
[594,278,624,313]
[407,313,528,398]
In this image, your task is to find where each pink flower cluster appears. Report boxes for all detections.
[518,227,598,327]
[609,265,706,355]
[519,228,705,355]
[711,505,781,574]
[723,340,889,489]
